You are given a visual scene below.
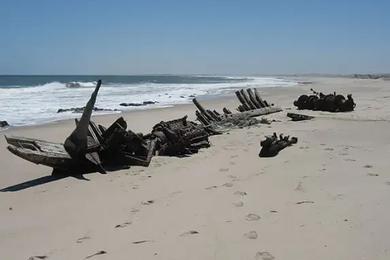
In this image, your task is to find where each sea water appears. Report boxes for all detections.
[0,75,297,126]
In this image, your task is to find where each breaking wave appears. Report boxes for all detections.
[0,76,297,126]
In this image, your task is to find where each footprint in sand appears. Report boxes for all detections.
[132,240,153,244]
[205,185,218,190]
[364,164,373,169]
[223,182,234,188]
[255,251,275,260]
[229,161,236,165]
[115,222,132,228]
[76,236,91,244]
[230,155,239,159]
[295,181,305,192]
[28,256,47,260]
[130,208,140,214]
[324,148,334,151]
[256,171,265,176]
[246,213,261,221]
[142,200,154,205]
[180,230,199,237]
[233,201,244,207]
[85,251,107,259]
[219,168,230,172]
[169,190,183,197]
[367,173,379,177]
[296,200,314,205]
[244,231,258,239]
[234,191,247,196]
[131,185,139,190]
[385,181,390,185]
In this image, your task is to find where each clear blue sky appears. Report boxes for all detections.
[0,0,389,75]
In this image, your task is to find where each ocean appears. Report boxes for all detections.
[0,75,297,127]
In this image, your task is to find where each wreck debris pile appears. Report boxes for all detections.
[193,88,282,130]
[4,80,307,178]
[235,88,273,112]
[5,80,213,175]
[287,113,314,121]
[91,117,156,168]
[294,89,356,112]
[149,116,210,156]
[259,133,298,157]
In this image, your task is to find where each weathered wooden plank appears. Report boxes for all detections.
[192,98,215,122]
[240,89,257,110]
[254,88,268,107]
[235,91,251,111]
[247,88,262,109]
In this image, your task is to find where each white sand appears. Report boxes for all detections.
[1,77,390,260]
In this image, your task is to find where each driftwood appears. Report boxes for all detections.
[287,113,314,121]
[193,88,282,130]
[294,89,356,112]
[259,133,298,157]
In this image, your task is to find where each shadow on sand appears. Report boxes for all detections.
[0,174,91,192]
[0,165,130,192]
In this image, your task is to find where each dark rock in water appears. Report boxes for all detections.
[143,101,157,105]
[298,81,313,85]
[57,107,119,113]
[353,74,386,79]
[119,103,143,107]
[120,101,158,107]
[0,121,9,127]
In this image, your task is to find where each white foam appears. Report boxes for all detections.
[0,77,297,126]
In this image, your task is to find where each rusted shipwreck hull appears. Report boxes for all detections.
[193,88,282,128]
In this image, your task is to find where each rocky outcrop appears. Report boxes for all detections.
[0,121,9,128]
[57,107,119,113]
[352,74,389,80]
[119,101,158,107]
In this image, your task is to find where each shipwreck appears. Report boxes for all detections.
[4,80,212,176]
[192,88,282,129]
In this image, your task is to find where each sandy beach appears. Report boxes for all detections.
[1,76,390,260]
